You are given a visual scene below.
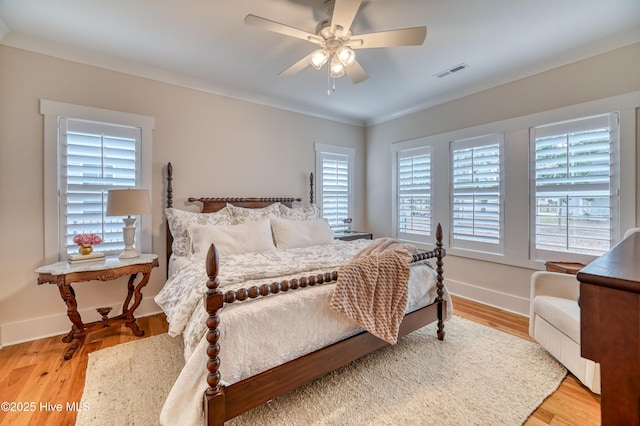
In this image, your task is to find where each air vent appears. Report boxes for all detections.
[434,63,469,78]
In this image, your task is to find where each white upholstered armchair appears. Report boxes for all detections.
[529,270,601,394]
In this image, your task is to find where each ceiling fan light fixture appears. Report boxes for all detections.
[245,0,428,89]
[330,56,345,78]
[336,46,356,67]
[310,49,329,70]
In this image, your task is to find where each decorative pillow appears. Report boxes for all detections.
[270,217,335,249]
[227,202,281,224]
[189,219,276,258]
[279,203,319,220]
[165,207,232,257]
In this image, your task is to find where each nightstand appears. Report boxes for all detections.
[335,231,373,241]
[36,254,159,360]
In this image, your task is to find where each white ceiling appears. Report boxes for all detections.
[1,0,639,126]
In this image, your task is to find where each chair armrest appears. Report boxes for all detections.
[624,227,640,239]
[530,271,580,301]
[529,271,580,337]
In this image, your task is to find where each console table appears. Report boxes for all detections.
[578,233,640,424]
[36,254,159,360]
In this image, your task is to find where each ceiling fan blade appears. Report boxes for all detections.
[331,0,362,33]
[351,26,427,49]
[278,52,314,77]
[345,60,368,84]
[244,14,321,43]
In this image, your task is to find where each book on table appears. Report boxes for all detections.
[68,251,105,264]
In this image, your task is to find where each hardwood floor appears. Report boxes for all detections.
[0,315,169,426]
[0,296,600,425]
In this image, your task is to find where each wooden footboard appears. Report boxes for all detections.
[203,224,447,425]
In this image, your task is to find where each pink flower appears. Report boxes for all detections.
[73,233,103,246]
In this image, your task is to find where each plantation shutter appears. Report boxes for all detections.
[60,118,141,256]
[397,146,432,242]
[320,152,350,232]
[532,113,617,256]
[451,134,503,249]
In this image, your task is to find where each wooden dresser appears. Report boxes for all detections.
[578,232,640,425]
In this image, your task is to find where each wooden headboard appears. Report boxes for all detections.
[186,197,300,213]
[165,162,305,268]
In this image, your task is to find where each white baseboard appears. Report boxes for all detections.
[0,297,162,347]
[0,282,529,347]
[446,278,530,317]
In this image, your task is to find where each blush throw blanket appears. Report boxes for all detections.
[329,238,416,344]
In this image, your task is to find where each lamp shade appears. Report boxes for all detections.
[336,47,356,67]
[106,188,151,216]
[330,56,345,78]
[310,49,329,70]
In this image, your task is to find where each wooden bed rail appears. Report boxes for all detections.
[221,271,339,304]
[203,223,446,424]
[219,245,445,306]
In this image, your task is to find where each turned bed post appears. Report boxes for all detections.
[165,162,173,277]
[435,223,446,340]
[204,243,225,426]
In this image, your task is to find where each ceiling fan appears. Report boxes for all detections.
[244,0,427,91]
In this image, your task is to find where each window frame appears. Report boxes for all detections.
[314,143,355,232]
[450,133,505,254]
[529,112,620,263]
[41,100,154,263]
[393,145,433,245]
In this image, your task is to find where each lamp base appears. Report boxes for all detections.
[118,249,140,259]
[119,217,139,259]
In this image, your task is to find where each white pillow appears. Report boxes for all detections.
[227,203,281,224]
[166,207,232,257]
[279,203,319,220]
[189,219,276,258]
[270,218,335,249]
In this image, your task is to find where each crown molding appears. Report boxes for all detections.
[1,32,365,127]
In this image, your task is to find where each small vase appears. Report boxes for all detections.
[78,245,93,256]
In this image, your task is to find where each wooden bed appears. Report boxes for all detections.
[164,162,447,425]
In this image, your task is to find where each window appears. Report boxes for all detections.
[396,146,432,244]
[530,112,619,258]
[386,93,636,270]
[60,118,140,256]
[315,143,354,232]
[451,134,504,252]
[41,100,154,262]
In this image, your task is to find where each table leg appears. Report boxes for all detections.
[122,273,137,315]
[123,271,151,337]
[57,283,85,360]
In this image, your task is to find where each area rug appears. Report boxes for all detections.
[76,316,566,425]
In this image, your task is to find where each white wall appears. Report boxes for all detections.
[365,42,640,315]
[0,45,365,346]
[1,41,639,346]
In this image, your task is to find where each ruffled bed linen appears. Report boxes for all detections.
[167,254,191,278]
[155,239,453,426]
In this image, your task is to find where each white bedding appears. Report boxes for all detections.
[155,239,452,426]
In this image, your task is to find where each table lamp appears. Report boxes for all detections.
[106,188,151,258]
